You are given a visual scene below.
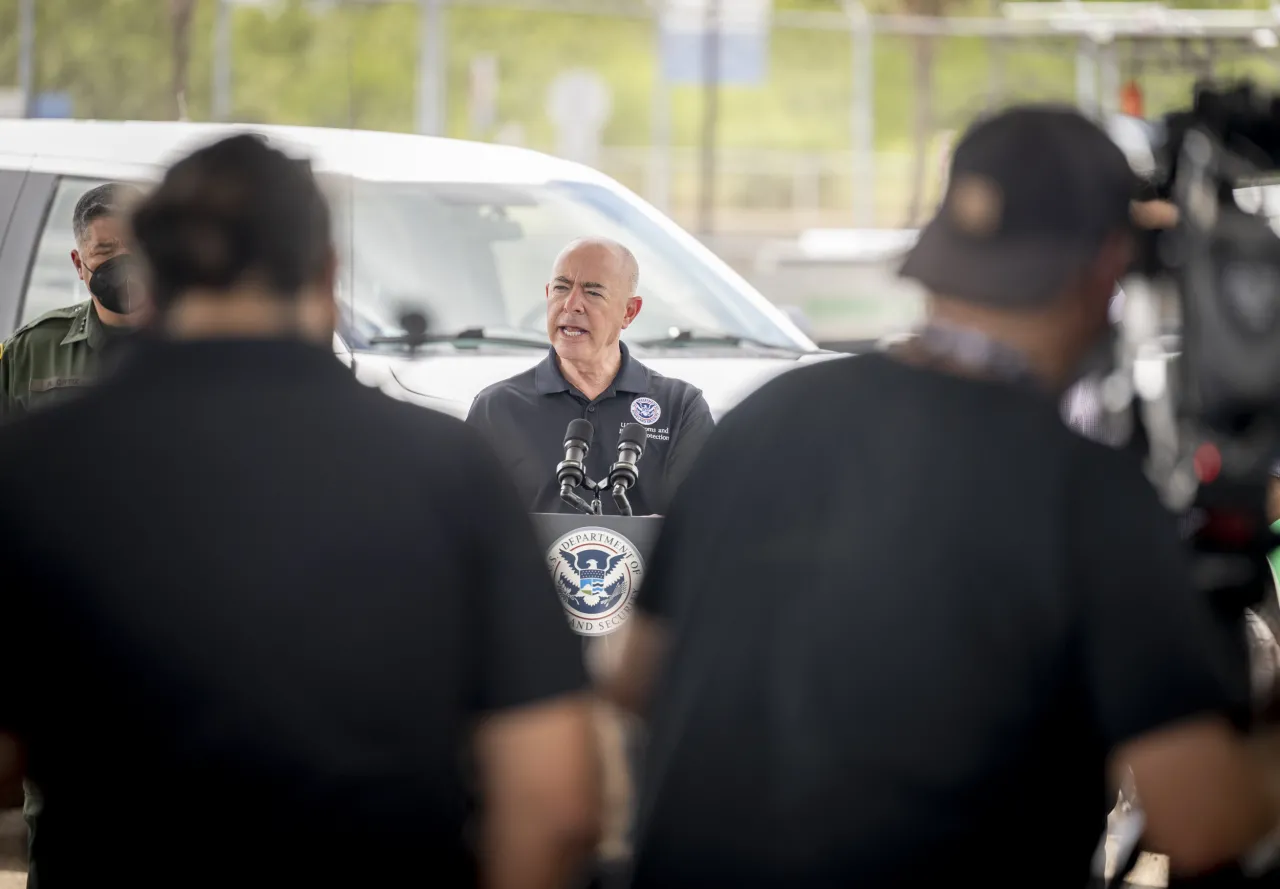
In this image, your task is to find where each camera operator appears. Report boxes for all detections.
[606,106,1280,889]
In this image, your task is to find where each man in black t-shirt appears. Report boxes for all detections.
[604,106,1280,889]
[0,135,600,889]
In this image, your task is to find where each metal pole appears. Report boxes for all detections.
[1098,38,1120,117]
[417,0,446,135]
[987,36,1005,110]
[213,0,232,121]
[849,2,875,227]
[1075,36,1099,118]
[698,0,720,237]
[18,0,34,118]
[650,3,671,213]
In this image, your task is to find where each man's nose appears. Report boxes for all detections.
[563,286,587,312]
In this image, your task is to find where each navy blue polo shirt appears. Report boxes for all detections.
[466,342,715,516]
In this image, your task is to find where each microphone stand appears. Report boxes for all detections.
[559,480,599,516]
[608,457,638,517]
[557,435,641,516]
[610,482,634,517]
[556,447,599,515]
[560,475,633,517]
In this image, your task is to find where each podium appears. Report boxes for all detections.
[531,512,663,647]
[532,512,662,866]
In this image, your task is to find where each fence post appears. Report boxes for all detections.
[213,0,232,121]
[649,3,672,213]
[1075,34,1100,118]
[847,1,876,227]
[18,0,34,118]
[417,0,447,136]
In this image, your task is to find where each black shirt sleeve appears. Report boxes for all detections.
[456,428,588,712]
[1068,440,1251,748]
[463,391,488,431]
[636,389,743,621]
[659,389,715,513]
[635,502,685,623]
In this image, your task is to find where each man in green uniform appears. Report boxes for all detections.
[0,182,145,888]
[0,182,146,424]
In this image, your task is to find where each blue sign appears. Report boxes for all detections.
[660,28,769,85]
[31,92,72,119]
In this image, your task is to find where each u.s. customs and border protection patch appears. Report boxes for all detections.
[548,526,644,637]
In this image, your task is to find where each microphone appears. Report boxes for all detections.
[610,422,647,516]
[557,419,595,514]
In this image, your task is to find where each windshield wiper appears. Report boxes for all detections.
[369,325,548,350]
[633,328,802,353]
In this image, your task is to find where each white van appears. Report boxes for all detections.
[0,120,843,420]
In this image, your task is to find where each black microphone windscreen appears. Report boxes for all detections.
[619,423,647,450]
[566,418,595,446]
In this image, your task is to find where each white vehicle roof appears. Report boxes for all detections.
[0,118,809,351]
[0,119,612,187]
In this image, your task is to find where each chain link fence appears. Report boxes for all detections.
[6,1,1280,237]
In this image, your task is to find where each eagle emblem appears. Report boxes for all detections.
[547,529,645,637]
[630,397,661,426]
[557,546,627,610]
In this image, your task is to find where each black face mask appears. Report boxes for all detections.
[86,254,143,315]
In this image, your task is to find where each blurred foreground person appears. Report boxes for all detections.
[0,182,147,423]
[608,107,1278,889]
[0,134,599,889]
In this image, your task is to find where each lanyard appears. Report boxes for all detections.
[904,321,1039,389]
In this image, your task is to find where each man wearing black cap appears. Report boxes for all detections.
[605,106,1280,889]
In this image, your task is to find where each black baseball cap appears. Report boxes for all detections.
[900,104,1139,308]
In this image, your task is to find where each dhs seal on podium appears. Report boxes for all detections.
[548,526,645,636]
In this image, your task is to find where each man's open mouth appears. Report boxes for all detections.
[559,326,588,338]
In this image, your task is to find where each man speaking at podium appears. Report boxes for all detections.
[466,237,714,515]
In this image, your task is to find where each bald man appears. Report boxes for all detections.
[466,237,715,517]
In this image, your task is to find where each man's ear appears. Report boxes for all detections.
[71,249,85,280]
[621,295,643,329]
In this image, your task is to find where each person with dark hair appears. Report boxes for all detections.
[0,133,601,888]
[604,106,1280,888]
[0,182,146,422]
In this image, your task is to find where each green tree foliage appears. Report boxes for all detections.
[0,0,1276,156]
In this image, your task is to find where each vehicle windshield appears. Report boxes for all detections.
[325,178,813,353]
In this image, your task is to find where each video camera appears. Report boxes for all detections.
[1103,80,1280,889]
[1111,80,1280,621]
